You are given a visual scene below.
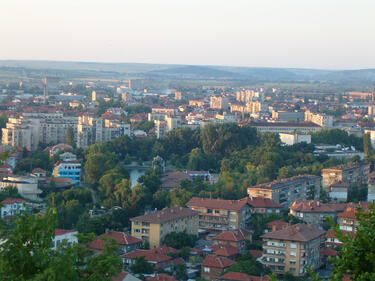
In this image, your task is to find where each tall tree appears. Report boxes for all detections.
[65,126,75,147]
[363,132,371,158]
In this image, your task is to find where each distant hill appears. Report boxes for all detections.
[0,60,374,84]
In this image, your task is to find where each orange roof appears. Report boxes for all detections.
[214,228,252,242]
[202,254,236,268]
[290,200,347,213]
[246,197,282,209]
[55,229,75,236]
[87,231,142,250]
[321,247,338,257]
[211,245,240,257]
[261,223,325,242]
[220,272,271,281]
[1,198,25,204]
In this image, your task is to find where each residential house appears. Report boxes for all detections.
[247,175,321,208]
[0,198,25,218]
[52,229,78,250]
[201,254,236,281]
[213,228,252,253]
[186,197,252,233]
[53,160,81,185]
[328,182,349,203]
[337,202,369,233]
[130,206,198,248]
[87,230,142,255]
[261,224,326,277]
[246,197,283,215]
[121,248,175,271]
[112,271,142,281]
[210,244,240,260]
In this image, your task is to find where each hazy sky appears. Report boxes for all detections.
[0,0,374,69]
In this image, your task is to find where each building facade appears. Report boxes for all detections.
[261,224,325,277]
[186,197,252,233]
[247,175,321,208]
[130,206,198,249]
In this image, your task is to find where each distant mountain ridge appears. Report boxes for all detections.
[0,60,374,83]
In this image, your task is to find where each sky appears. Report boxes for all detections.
[0,0,374,70]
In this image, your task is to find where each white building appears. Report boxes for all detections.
[305,110,334,128]
[279,133,311,146]
[52,229,78,250]
[0,198,26,218]
[0,176,42,201]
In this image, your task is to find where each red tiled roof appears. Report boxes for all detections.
[146,274,177,281]
[321,247,338,257]
[214,228,252,242]
[121,249,172,263]
[87,231,142,250]
[202,254,236,268]
[172,257,185,265]
[151,246,178,255]
[130,206,198,224]
[1,198,25,205]
[211,245,240,257]
[249,250,263,259]
[32,168,46,173]
[290,200,347,213]
[246,197,282,208]
[55,229,75,236]
[187,197,249,211]
[326,229,354,239]
[338,202,370,219]
[220,272,271,281]
[261,224,326,242]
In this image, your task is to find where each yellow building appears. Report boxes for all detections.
[130,206,199,249]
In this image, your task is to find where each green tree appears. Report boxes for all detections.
[130,256,153,274]
[163,231,198,249]
[66,126,75,147]
[175,264,188,281]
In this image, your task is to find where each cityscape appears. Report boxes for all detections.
[0,1,375,281]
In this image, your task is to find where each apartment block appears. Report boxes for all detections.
[261,224,325,277]
[130,206,198,249]
[304,110,334,128]
[247,175,321,208]
[247,122,321,134]
[186,197,252,233]
[210,96,229,110]
[77,115,130,148]
[321,162,370,189]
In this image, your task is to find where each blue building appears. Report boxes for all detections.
[53,161,81,185]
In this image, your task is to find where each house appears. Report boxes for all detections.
[337,202,369,233]
[247,175,321,208]
[289,200,347,228]
[87,230,142,255]
[246,197,283,215]
[201,254,236,281]
[0,175,42,201]
[112,271,142,281]
[160,170,212,190]
[186,197,252,233]
[121,249,173,271]
[219,272,271,281]
[0,198,25,218]
[210,244,240,260]
[261,224,325,277]
[31,168,47,178]
[52,229,78,250]
[130,206,198,249]
[213,228,252,253]
[145,274,178,281]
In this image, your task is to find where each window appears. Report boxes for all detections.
[290,243,297,249]
[290,251,296,257]
[203,267,210,273]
